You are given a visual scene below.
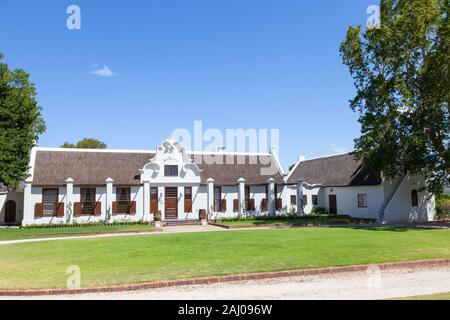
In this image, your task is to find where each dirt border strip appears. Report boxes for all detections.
[1,258,449,297]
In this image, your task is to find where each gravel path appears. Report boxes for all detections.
[7,266,450,300]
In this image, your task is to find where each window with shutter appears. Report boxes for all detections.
[245,186,250,211]
[42,188,58,217]
[184,186,192,213]
[214,187,221,212]
[150,187,158,214]
[117,187,131,214]
[233,199,239,212]
[81,188,96,215]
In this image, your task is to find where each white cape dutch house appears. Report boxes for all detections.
[0,138,436,226]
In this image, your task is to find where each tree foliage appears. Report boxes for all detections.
[0,53,46,187]
[61,138,107,149]
[340,0,449,194]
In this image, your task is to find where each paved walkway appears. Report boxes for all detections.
[6,266,450,300]
[0,225,267,246]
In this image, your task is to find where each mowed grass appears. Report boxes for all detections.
[0,224,155,241]
[392,292,450,300]
[0,227,449,289]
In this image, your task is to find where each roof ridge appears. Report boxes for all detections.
[35,147,271,156]
[299,152,353,163]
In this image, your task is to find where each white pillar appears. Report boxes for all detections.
[296,179,304,217]
[268,178,275,216]
[143,179,150,219]
[105,178,113,222]
[207,178,215,218]
[237,178,246,214]
[65,178,74,224]
[22,181,33,226]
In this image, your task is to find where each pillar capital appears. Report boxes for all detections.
[105,177,114,183]
[65,178,74,184]
[237,178,246,184]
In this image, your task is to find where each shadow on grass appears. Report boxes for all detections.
[346,226,443,232]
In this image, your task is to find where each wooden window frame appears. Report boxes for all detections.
[184,186,192,213]
[290,195,297,206]
[357,193,368,208]
[116,187,131,214]
[80,187,96,215]
[214,187,222,212]
[411,190,419,207]
[312,195,318,206]
[42,188,59,217]
[303,195,308,206]
[164,165,178,177]
[244,186,251,211]
[150,187,159,214]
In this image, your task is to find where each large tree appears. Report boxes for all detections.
[0,53,46,188]
[340,0,449,195]
[61,138,107,149]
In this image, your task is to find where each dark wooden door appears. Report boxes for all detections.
[5,200,16,224]
[165,187,178,219]
[329,195,337,214]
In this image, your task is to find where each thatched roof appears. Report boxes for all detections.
[32,150,284,186]
[287,153,381,186]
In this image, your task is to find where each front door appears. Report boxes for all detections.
[329,195,337,215]
[5,200,16,224]
[165,187,178,219]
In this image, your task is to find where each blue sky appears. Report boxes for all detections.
[0,0,378,169]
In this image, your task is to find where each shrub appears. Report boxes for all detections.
[21,221,150,230]
[311,207,327,214]
[436,194,450,220]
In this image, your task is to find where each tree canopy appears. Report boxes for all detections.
[0,53,46,188]
[61,138,107,149]
[340,0,449,194]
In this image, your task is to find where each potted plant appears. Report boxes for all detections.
[199,209,207,225]
[154,211,162,228]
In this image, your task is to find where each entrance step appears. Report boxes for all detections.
[162,219,201,226]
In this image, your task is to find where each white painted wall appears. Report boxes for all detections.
[302,185,322,214]
[0,193,6,223]
[322,186,382,219]
[285,184,382,219]
[384,174,436,223]
[0,191,24,224]
[191,185,207,220]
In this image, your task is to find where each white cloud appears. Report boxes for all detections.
[90,65,115,77]
[330,144,348,154]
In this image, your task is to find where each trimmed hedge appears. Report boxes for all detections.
[219,214,375,223]
[21,221,151,230]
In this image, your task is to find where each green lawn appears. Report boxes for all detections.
[391,292,450,300]
[0,227,449,290]
[0,224,156,241]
